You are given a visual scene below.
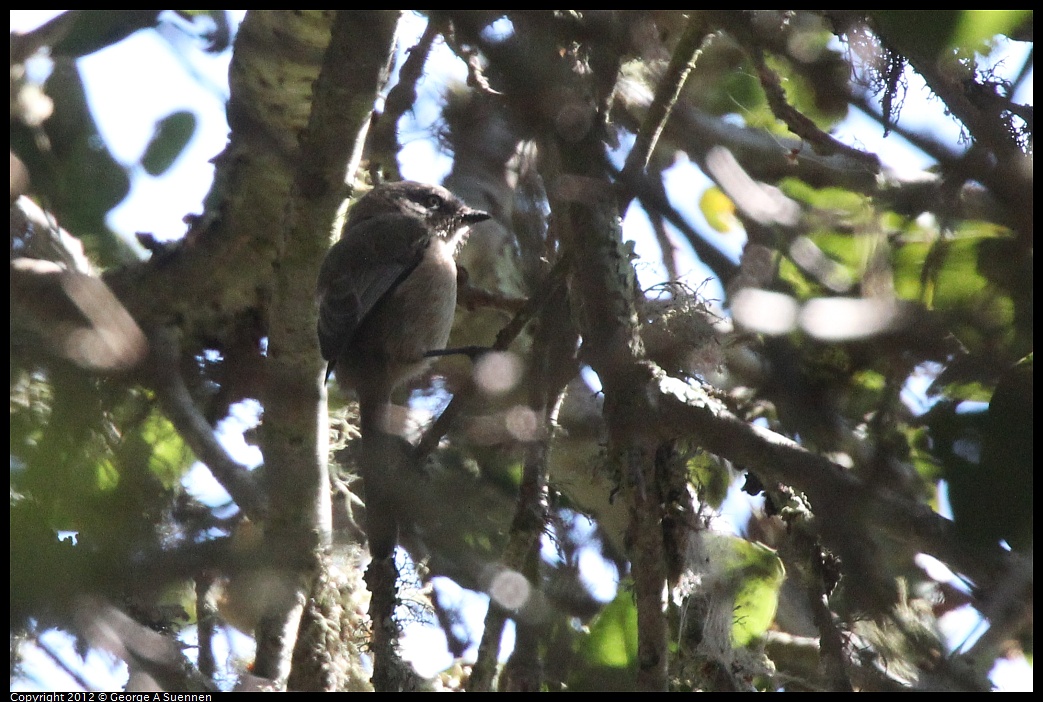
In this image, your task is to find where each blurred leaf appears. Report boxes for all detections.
[844,369,886,418]
[907,426,944,488]
[923,376,1032,554]
[802,231,868,281]
[699,186,739,233]
[52,10,163,58]
[96,458,120,491]
[10,499,84,629]
[780,179,867,215]
[872,10,1031,69]
[952,10,1033,53]
[893,231,1016,357]
[763,54,849,128]
[15,375,110,521]
[776,256,817,300]
[578,592,638,668]
[140,411,194,486]
[683,36,762,118]
[689,452,731,509]
[141,111,197,176]
[870,11,962,61]
[569,591,639,690]
[14,59,134,264]
[715,536,785,648]
[978,355,1033,551]
[929,379,993,403]
[976,235,1030,292]
[954,219,1013,241]
[975,235,1032,355]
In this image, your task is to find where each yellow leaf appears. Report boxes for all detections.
[699,186,739,233]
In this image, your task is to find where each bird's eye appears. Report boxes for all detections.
[424,195,442,209]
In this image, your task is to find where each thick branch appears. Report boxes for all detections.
[647,369,1016,594]
[255,9,400,687]
[106,11,335,350]
[548,170,669,692]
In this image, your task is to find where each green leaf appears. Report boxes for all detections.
[700,533,786,648]
[688,452,731,509]
[140,411,194,487]
[52,10,163,58]
[871,11,962,61]
[578,592,639,668]
[779,179,867,215]
[96,458,120,491]
[952,11,1033,53]
[724,539,786,648]
[141,111,197,176]
[568,591,640,690]
[892,228,1016,356]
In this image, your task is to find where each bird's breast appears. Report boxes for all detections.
[388,238,458,352]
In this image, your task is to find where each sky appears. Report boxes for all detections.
[11,10,1032,692]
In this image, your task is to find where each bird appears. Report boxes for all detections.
[316,180,489,557]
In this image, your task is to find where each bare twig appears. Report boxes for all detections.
[413,256,569,461]
[368,14,444,180]
[750,47,881,169]
[35,633,95,691]
[146,327,267,521]
[475,278,570,692]
[620,14,709,198]
[457,277,529,314]
[195,575,217,679]
[611,165,741,285]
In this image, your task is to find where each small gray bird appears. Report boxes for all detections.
[317,181,489,557]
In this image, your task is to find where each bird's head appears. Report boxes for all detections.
[346,181,489,242]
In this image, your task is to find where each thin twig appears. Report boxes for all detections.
[146,327,267,521]
[36,634,95,691]
[483,287,570,691]
[620,14,709,200]
[369,14,444,179]
[413,257,569,461]
[611,165,741,285]
[195,574,217,679]
[750,46,881,169]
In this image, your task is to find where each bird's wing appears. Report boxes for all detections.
[316,214,430,362]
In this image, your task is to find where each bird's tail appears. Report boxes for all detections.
[358,390,408,560]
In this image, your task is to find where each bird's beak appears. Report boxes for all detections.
[461,208,491,225]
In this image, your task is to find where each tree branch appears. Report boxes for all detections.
[145,327,266,521]
[647,369,1017,595]
[620,14,709,192]
[255,9,400,687]
[368,12,443,181]
[748,46,881,169]
[413,257,569,461]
